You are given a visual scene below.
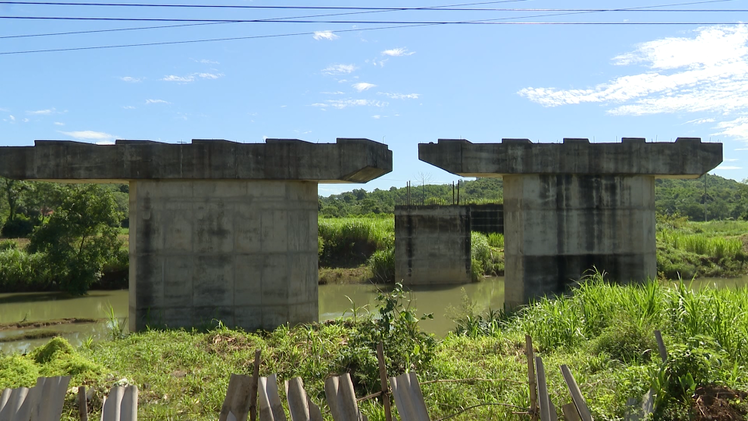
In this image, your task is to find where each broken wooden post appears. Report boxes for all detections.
[560,365,593,421]
[285,377,323,421]
[389,372,430,421]
[536,356,553,421]
[78,385,88,421]
[250,349,261,421]
[258,374,286,421]
[526,335,539,421]
[376,342,393,421]
[220,374,254,421]
[325,373,367,421]
[654,330,667,363]
[101,385,138,421]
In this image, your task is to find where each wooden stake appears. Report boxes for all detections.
[526,335,539,421]
[654,331,667,363]
[377,342,393,421]
[249,349,261,421]
[77,386,87,421]
[536,356,551,421]
[560,365,593,421]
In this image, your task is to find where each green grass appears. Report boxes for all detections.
[318,217,394,267]
[6,275,746,419]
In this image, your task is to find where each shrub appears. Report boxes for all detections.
[1,215,34,238]
[487,232,504,248]
[0,248,52,290]
[0,239,17,250]
[367,247,395,282]
[591,320,657,363]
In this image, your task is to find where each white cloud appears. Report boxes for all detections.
[27,108,56,115]
[22,118,29,123]
[725,158,739,162]
[161,73,222,83]
[146,99,170,104]
[9,115,15,121]
[322,64,357,75]
[162,75,195,83]
[54,122,64,126]
[120,76,142,83]
[735,148,748,151]
[195,59,219,64]
[685,118,715,125]
[313,30,339,41]
[372,115,381,119]
[321,91,345,95]
[353,82,376,92]
[382,47,415,57]
[60,130,116,141]
[311,99,388,110]
[717,165,742,170]
[123,105,136,109]
[380,92,420,100]
[519,25,748,141]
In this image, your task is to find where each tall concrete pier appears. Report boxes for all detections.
[419,137,722,307]
[0,138,391,331]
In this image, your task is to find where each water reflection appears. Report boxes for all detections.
[2,274,747,354]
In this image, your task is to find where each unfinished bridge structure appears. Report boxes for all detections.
[0,138,392,331]
[418,137,722,307]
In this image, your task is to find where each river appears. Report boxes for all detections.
[2,275,747,354]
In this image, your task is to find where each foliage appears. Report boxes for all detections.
[367,247,395,282]
[471,232,504,277]
[0,248,52,290]
[28,185,123,295]
[337,283,436,396]
[318,217,393,267]
[1,214,35,238]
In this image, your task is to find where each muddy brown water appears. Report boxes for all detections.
[2,275,747,354]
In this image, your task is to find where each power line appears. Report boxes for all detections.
[0,0,738,12]
[1,16,745,23]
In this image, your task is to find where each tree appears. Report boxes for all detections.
[1,178,29,223]
[28,184,123,295]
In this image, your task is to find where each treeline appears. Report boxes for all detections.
[320,174,748,221]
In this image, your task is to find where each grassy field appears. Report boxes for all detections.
[2,276,748,420]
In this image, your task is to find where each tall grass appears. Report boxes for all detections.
[0,249,52,290]
[318,217,394,267]
[657,229,744,260]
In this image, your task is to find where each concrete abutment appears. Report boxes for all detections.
[419,137,722,306]
[0,138,392,331]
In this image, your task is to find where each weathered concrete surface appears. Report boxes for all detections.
[420,137,722,178]
[0,138,392,183]
[129,180,318,331]
[0,138,392,331]
[469,204,503,234]
[419,137,722,307]
[394,206,471,285]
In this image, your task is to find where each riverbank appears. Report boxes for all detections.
[1,276,747,420]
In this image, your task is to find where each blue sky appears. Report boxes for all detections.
[1,1,747,195]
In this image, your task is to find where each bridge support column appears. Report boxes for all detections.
[503,174,656,307]
[129,180,319,331]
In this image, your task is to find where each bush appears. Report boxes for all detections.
[0,239,17,250]
[367,247,394,282]
[0,248,52,290]
[1,215,34,238]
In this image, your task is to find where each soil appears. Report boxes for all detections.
[691,384,748,421]
[318,266,370,285]
[0,318,98,331]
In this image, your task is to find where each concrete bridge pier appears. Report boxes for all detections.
[0,138,392,331]
[419,137,722,307]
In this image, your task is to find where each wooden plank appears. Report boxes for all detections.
[258,375,286,421]
[102,385,138,421]
[562,403,581,421]
[0,388,12,418]
[654,331,667,363]
[536,356,552,421]
[250,349,261,421]
[560,365,592,421]
[389,372,430,421]
[0,387,32,421]
[220,374,253,421]
[549,399,558,421]
[325,374,366,421]
[526,336,539,421]
[31,376,70,421]
[285,377,323,421]
[78,386,88,421]
[376,343,392,421]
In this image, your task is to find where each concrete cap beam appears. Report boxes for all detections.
[419,137,722,178]
[0,138,392,183]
